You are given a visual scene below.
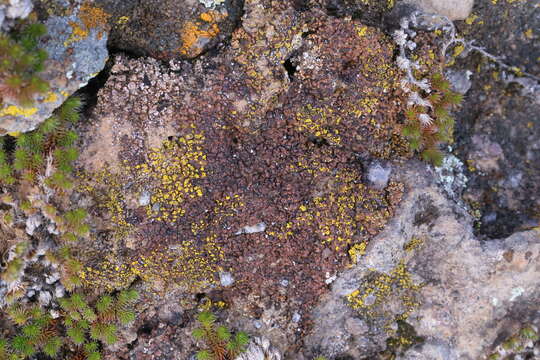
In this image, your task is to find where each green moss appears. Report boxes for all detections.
[0,23,49,107]
[192,311,249,360]
[0,290,138,360]
[402,72,463,166]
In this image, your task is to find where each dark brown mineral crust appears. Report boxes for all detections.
[75,2,414,354]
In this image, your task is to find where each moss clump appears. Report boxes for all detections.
[192,311,249,360]
[0,23,49,107]
[0,96,82,186]
[0,97,89,303]
[0,290,138,360]
[402,72,463,166]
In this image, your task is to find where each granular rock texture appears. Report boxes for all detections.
[74,3,420,355]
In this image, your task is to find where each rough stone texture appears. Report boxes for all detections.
[72,1,437,357]
[0,2,109,134]
[304,162,540,359]
[96,0,244,60]
[405,0,474,20]
[453,0,540,238]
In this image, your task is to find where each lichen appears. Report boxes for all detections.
[347,260,423,321]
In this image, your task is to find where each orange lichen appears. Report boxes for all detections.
[79,3,111,30]
[178,11,225,57]
[64,3,110,46]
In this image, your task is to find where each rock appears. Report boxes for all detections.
[344,318,368,337]
[235,337,281,360]
[367,162,391,190]
[25,214,42,236]
[96,0,243,60]
[220,272,234,287]
[454,0,540,238]
[398,339,458,360]
[305,162,540,359]
[446,69,473,95]
[38,290,52,306]
[235,222,266,235]
[467,134,505,173]
[0,2,109,133]
[138,191,151,206]
[45,272,60,284]
[404,0,474,20]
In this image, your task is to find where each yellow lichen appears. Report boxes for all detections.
[296,104,342,145]
[116,16,130,25]
[0,105,38,117]
[79,3,110,30]
[125,130,207,222]
[347,260,423,320]
[349,242,368,264]
[43,92,58,103]
[403,237,423,252]
[80,234,224,292]
[64,3,110,46]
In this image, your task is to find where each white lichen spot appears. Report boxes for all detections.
[235,222,266,235]
[435,152,468,201]
[199,0,225,8]
[510,287,525,301]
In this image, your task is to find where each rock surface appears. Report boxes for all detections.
[0,2,109,134]
[454,0,540,238]
[405,0,474,20]
[96,0,243,60]
[304,162,540,359]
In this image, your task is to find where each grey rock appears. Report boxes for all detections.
[45,272,60,285]
[25,214,42,236]
[235,222,266,235]
[446,69,473,95]
[0,0,32,30]
[399,339,458,360]
[0,4,109,133]
[344,318,368,337]
[235,337,281,360]
[55,284,65,298]
[305,162,540,359]
[38,291,52,306]
[220,271,234,287]
[139,191,151,206]
[367,162,391,190]
[404,0,474,20]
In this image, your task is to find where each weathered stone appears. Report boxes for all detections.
[96,0,243,60]
[405,0,474,20]
[0,2,109,133]
[305,162,540,359]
